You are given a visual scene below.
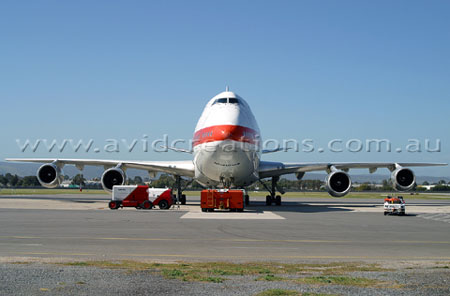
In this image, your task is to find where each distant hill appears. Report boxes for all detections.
[0,161,149,179]
[283,172,449,184]
[1,161,448,184]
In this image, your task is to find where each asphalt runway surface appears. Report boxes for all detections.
[0,194,449,263]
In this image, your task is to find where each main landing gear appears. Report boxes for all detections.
[261,176,282,206]
[244,194,250,206]
[174,175,188,205]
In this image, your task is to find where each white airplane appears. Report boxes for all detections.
[6,89,446,205]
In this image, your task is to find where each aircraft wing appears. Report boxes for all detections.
[258,161,447,179]
[5,158,195,177]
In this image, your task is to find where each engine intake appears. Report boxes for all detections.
[391,167,415,191]
[326,170,352,197]
[37,163,64,188]
[101,168,126,192]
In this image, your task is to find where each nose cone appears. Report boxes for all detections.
[193,90,261,187]
[195,91,260,133]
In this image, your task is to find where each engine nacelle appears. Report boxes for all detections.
[37,163,64,188]
[391,167,415,191]
[326,170,352,197]
[101,168,126,192]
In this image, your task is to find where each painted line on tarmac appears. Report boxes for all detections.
[418,213,450,224]
[6,252,450,260]
[106,254,450,260]
[180,211,285,220]
[0,243,43,246]
[1,235,450,245]
[0,235,349,243]
[13,252,95,256]
[230,246,302,250]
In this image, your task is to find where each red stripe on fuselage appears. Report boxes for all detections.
[193,125,259,147]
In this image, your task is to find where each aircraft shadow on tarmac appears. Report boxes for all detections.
[245,200,355,213]
[246,201,419,216]
[0,195,109,203]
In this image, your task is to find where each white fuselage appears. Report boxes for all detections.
[193,91,261,188]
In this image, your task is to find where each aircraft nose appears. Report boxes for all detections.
[220,124,258,144]
[220,125,237,140]
[193,124,258,147]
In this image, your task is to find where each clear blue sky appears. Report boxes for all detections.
[0,0,449,176]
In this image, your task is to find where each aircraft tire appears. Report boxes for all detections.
[245,195,250,206]
[275,195,281,206]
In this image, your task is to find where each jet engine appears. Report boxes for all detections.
[325,170,352,197]
[101,167,126,192]
[391,167,415,191]
[36,163,64,188]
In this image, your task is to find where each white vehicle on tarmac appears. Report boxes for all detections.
[110,185,173,210]
[383,196,406,216]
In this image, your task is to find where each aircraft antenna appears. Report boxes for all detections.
[226,85,229,92]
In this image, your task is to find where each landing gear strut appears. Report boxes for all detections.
[175,175,186,205]
[244,194,250,206]
[261,177,282,206]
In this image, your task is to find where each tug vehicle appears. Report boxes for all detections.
[201,189,244,212]
[109,185,173,210]
[383,196,406,216]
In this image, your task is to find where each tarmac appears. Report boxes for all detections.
[0,194,449,263]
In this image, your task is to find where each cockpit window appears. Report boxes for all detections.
[212,98,228,105]
[212,98,240,105]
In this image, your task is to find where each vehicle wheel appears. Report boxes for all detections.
[109,201,119,210]
[158,199,170,210]
[245,195,250,206]
[266,195,272,206]
[181,194,186,205]
[237,208,244,212]
[201,208,207,212]
[141,200,152,210]
[384,212,387,216]
[275,195,281,206]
